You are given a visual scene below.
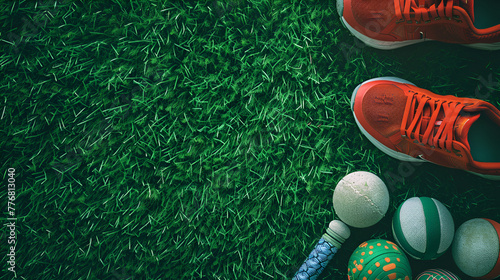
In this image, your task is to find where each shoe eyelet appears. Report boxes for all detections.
[415,20,420,24]
[407,20,413,24]
[446,17,452,20]
[453,15,460,19]
[425,20,431,23]
[434,17,441,21]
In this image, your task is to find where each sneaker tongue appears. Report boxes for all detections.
[455,113,480,150]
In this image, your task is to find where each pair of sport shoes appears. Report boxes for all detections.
[338,0,500,179]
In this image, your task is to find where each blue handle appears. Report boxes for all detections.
[292,237,339,280]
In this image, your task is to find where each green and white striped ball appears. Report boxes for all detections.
[392,197,455,260]
[416,268,460,280]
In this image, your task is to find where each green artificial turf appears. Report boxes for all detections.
[1,0,500,279]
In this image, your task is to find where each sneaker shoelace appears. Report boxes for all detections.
[394,0,459,22]
[401,92,465,152]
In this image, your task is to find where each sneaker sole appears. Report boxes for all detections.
[341,17,426,50]
[351,77,500,180]
[463,42,500,51]
[467,171,500,180]
[337,0,500,51]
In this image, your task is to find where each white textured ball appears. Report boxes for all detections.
[452,218,500,279]
[392,197,455,260]
[332,171,389,228]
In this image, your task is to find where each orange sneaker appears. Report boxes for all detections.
[351,77,500,180]
[337,0,500,50]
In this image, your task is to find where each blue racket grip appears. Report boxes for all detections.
[292,220,350,280]
[292,238,338,280]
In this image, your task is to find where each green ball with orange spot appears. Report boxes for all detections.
[348,239,412,280]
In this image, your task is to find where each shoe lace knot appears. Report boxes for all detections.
[394,0,459,23]
[402,91,465,152]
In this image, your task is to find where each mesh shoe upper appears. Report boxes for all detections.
[342,0,500,45]
[352,78,500,178]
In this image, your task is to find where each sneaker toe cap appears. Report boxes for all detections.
[352,80,408,139]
